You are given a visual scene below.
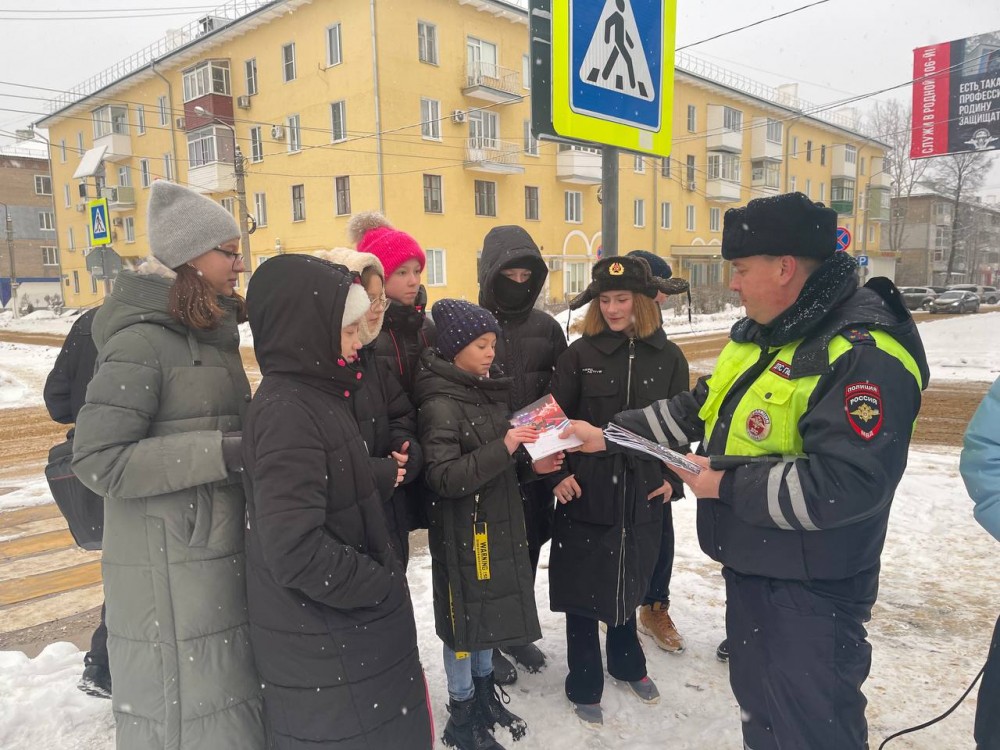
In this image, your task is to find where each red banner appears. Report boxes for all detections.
[911,42,951,158]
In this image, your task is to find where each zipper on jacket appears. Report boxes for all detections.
[615,471,629,626]
[626,338,636,409]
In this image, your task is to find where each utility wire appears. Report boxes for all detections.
[676,0,831,51]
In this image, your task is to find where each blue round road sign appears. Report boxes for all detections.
[836,226,852,252]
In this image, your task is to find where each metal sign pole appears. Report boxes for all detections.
[602,146,619,258]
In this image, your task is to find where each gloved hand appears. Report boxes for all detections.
[222,432,243,473]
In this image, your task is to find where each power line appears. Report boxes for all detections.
[676,0,832,52]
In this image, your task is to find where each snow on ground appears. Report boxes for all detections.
[0,478,57,514]
[917,310,1000,381]
[0,342,59,410]
[0,446,991,749]
[0,309,83,337]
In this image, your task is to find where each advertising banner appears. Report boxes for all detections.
[911,31,1000,159]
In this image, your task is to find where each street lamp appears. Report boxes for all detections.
[193,106,252,275]
[0,201,19,319]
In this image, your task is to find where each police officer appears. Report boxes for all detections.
[566,192,929,750]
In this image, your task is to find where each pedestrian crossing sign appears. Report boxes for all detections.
[88,198,111,246]
[552,0,675,155]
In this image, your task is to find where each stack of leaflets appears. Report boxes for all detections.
[509,394,583,461]
[603,423,702,475]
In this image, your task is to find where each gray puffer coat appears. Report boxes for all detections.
[72,268,264,750]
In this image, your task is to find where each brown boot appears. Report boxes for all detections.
[638,603,685,653]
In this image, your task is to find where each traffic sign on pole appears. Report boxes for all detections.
[89,199,111,246]
[857,255,869,267]
[836,226,852,252]
[551,0,676,155]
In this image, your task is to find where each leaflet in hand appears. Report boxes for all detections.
[510,395,582,461]
[603,423,702,475]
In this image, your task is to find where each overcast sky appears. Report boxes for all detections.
[1,0,997,191]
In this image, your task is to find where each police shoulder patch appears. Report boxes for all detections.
[844,382,883,440]
[842,328,874,346]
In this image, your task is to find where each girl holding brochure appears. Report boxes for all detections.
[546,255,690,726]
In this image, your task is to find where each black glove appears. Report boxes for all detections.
[221,432,243,473]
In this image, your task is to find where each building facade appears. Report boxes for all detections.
[39,0,890,309]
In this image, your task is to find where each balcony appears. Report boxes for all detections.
[93,132,131,163]
[187,161,236,194]
[464,137,524,174]
[556,146,601,184]
[750,118,783,161]
[869,170,892,189]
[705,178,741,202]
[831,146,857,179]
[868,187,890,222]
[706,105,743,153]
[463,62,521,103]
[103,186,136,210]
[831,200,854,215]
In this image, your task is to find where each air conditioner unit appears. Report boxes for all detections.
[112,217,124,227]
[547,258,563,271]
[687,181,697,191]
[452,110,467,124]
[76,203,86,212]
[270,124,285,140]
[237,95,251,109]
[176,117,186,130]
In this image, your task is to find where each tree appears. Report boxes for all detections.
[926,151,994,282]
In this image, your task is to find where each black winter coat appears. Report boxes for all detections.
[548,328,689,625]
[43,307,99,425]
[413,349,541,652]
[242,255,431,750]
[372,286,437,394]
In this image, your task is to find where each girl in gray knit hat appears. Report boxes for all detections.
[71,181,264,750]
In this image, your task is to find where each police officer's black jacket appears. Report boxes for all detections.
[372,285,437,394]
[242,256,430,749]
[615,253,930,585]
[548,327,689,625]
[413,348,541,652]
[44,306,99,425]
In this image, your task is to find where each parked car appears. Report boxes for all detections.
[928,290,981,314]
[947,284,1000,304]
[899,286,938,311]
[929,286,949,294]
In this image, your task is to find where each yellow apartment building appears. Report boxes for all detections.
[38,0,891,309]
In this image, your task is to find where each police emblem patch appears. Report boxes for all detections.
[746,409,771,441]
[609,262,625,276]
[845,382,883,440]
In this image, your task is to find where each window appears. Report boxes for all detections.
[182,61,230,102]
[187,127,222,168]
[723,107,743,132]
[844,145,857,165]
[566,262,587,295]
[291,184,305,221]
[221,197,235,215]
[710,207,721,232]
[91,273,99,294]
[860,157,866,176]
[564,191,582,223]
[59,139,66,162]
[326,23,343,67]
[805,140,813,162]
[118,166,131,187]
[522,54,531,89]
[790,175,797,192]
[67,227,75,250]
[77,132,84,154]
[163,154,174,181]
[765,119,782,144]
[330,101,347,142]
[124,216,135,243]
[805,178,812,198]
[418,21,438,64]
[34,175,51,195]
[708,153,741,182]
[250,126,263,162]
[524,186,539,221]
[661,157,671,179]
[245,58,258,95]
[660,201,671,229]
[687,105,696,132]
[820,144,827,166]
[523,120,539,155]
[819,182,826,202]
[425,248,446,286]
[423,174,443,213]
[420,99,441,140]
[686,155,696,184]
[39,211,55,230]
[92,105,128,138]
[791,136,798,158]
[139,159,151,188]
[933,202,951,220]
[633,199,645,227]
[63,184,70,208]
[254,192,268,226]
[287,114,301,152]
[466,37,498,83]
[868,225,876,244]
[335,176,351,216]
[72,271,80,294]
[831,178,855,203]
[475,180,497,217]
[256,255,269,267]
[42,247,58,266]
[468,110,499,148]
[934,225,951,251]
[634,155,645,173]
[282,43,296,82]
[158,96,168,125]
[136,105,146,135]
[751,160,780,189]
[685,205,695,231]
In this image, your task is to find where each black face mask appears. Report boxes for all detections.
[494,274,533,310]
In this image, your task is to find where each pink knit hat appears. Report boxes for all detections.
[348,211,425,277]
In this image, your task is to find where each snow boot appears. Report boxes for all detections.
[78,663,112,699]
[638,602,685,653]
[442,696,506,750]
[572,702,604,727]
[626,675,661,704]
[716,638,730,663]
[491,648,517,685]
[473,674,527,741]
[500,642,547,673]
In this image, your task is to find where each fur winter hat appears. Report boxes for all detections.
[342,283,370,329]
[627,250,690,297]
[431,299,501,362]
[348,211,425,277]
[569,255,676,310]
[314,247,385,344]
[722,192,838,261]
[147,181,240,269]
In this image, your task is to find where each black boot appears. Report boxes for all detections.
[500,643,546,673]
[78,662,112,699]
[716,638,730,663]
[491,649,517,685]
[442,696,505,750]
[473,674,527,742]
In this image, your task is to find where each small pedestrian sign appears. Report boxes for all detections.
[836,226,852,252]
[88,198,111,247]
[858,255,869,267]
[580,0,654,102]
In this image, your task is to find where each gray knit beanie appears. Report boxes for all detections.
[147,181,241,269]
